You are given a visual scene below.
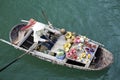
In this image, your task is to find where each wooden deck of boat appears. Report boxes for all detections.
[51,35,66,53]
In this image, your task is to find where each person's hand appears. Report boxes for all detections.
[54,31,60,35]
[45,40,49,42]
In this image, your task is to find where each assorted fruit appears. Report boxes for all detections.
[63,31,97,64]
[56,31,98,63]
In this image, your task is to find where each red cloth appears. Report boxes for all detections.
[21,19,36,31]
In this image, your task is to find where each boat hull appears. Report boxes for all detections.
[9,23,113,71]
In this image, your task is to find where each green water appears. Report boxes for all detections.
[0,0,120,80]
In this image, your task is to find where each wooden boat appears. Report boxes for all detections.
[4,19,113,71]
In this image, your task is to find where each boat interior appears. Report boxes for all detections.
[17,29,88,67]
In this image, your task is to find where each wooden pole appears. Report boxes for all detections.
[0,39,37,72]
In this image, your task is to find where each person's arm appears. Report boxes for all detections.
[39,38,48,42]
[45,26,55,33]
[45,26,61,34]
[33,31,47,43]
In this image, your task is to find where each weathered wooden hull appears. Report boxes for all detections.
[9,23,113,71]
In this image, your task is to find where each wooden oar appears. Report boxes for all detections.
[21,20,29,23]
[0,52,27,72]
[40,8,54,29]
[0,39,37,72]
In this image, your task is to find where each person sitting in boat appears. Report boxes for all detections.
[21,19,61,49]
